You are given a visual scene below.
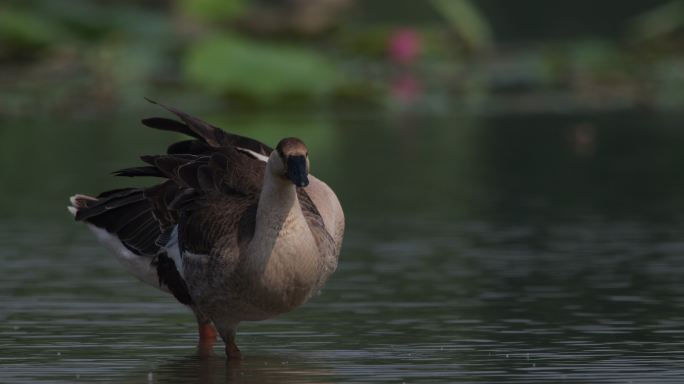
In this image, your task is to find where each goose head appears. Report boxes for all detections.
[271,137,310,187]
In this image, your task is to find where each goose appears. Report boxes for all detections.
[68,101,344,358]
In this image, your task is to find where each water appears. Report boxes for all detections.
[2,110,684,382]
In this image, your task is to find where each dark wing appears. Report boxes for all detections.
[83,149,266,256]
[72,103,269,304]
[74,188,161,256]
[142,99,273,157]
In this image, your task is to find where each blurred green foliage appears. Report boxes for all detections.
[179,0,246,21]
[629,0,684,41]
[0,0,683,116]
[430,0,493,52]
[0,8,69,54]
[185,35,339,99]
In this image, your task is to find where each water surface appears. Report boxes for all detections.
[2,111,684,382]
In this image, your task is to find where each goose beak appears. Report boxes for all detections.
[286,155,309,187]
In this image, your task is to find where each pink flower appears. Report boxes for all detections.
[388,28,422,64]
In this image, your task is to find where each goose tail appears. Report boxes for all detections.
[67,194,97,217]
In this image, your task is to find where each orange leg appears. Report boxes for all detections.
[199,322,218,343]
[197,322,217,357]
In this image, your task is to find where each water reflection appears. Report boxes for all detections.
[136,354,333,384]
